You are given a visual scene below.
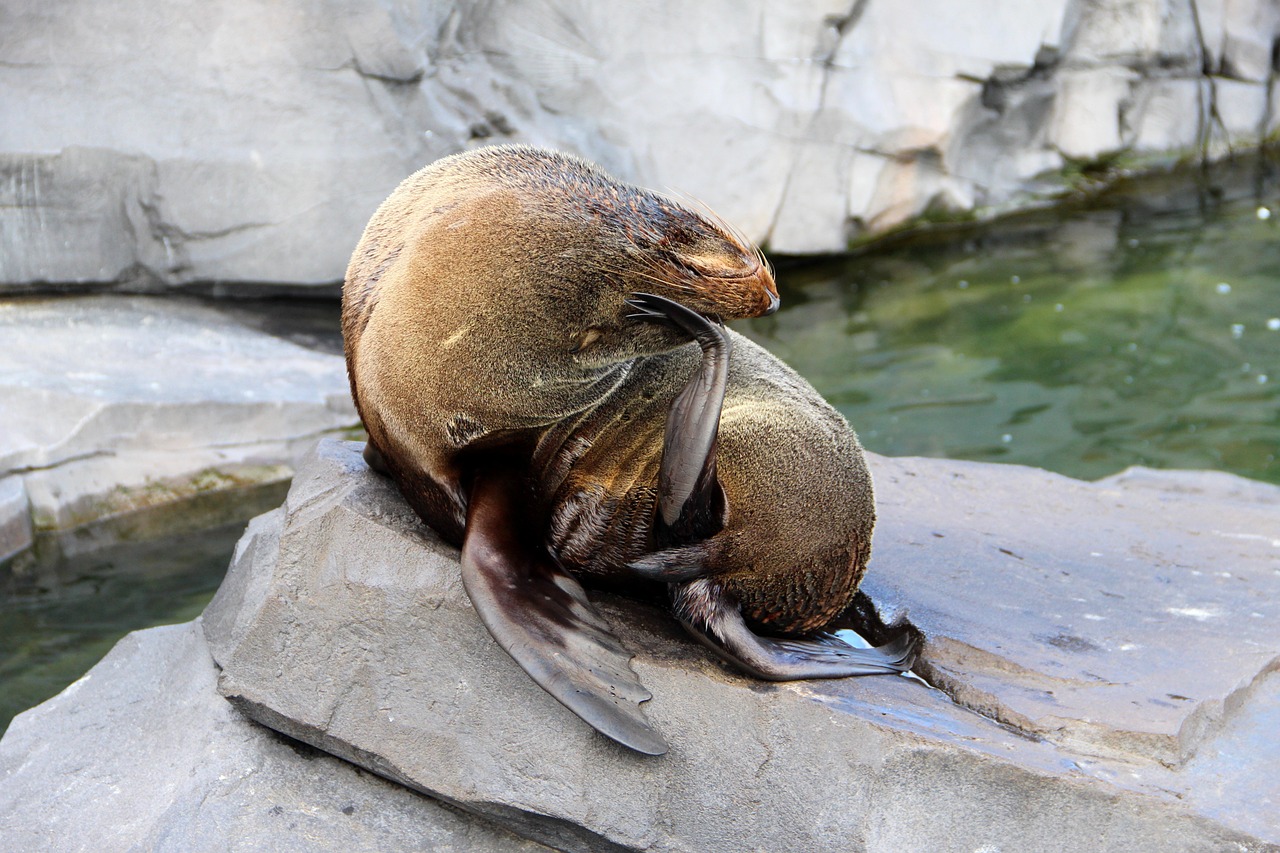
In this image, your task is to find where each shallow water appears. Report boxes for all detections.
[0,483,289,733]
[744,158,1280,485]
[0,520,254,732]
[3,154,1279,734]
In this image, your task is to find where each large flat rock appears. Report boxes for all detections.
[0,619,549,853]
[3,0,1279,283]
[869,458,1280,765]
[203,440,1280,851]
[0,296,357,563]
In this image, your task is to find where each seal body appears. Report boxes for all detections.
[343,146,912,754]
[533,333,871,635]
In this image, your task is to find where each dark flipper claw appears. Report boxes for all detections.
[625,292,726,345]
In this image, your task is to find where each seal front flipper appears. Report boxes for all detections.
[625,292,729,546]
[672,579,918,680]
[460,465,668,755]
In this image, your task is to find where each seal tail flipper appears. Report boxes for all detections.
[461,466,668,755]
[672,579,918,680]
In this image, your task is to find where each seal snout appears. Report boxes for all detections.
[739,265,780,319]
[763,289,780,316]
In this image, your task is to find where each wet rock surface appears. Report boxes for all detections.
[0,296,357,564]
[0,620,551,853]
[3,0,1279,282]
[193,440,1278,851]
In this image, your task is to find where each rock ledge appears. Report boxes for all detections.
[199,440,1280,851]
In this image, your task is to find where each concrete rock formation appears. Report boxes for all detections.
[3,0,1279,289]
[0,621,550,853]
[0,297,358,565]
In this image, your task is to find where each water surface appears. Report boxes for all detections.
[1,519,260,732]
[744,158,1280,484]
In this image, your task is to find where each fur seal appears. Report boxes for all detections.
[342,145,915,754]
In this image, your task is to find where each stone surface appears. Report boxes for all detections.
[0,619,550,853]
[0,477,31,564]
[867,460,1280,766]
[0,296,357,560]
[4,0,1280,285]
[203,440,1280,851]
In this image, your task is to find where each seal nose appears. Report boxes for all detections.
[763,290,780,316]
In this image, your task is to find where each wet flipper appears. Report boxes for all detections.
[672,579,918,680]
[625,292,729,546]
[460,466,668,755]
[626,294,913,681]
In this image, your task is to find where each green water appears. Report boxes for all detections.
[0,522,251,732]
[3,155,1279,735]
[744,164,1280,485]
[0,483,290,735]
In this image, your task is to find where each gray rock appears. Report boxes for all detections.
[1210,77,1271,152]
[0,296,357,559]
[0,619,550,853]
[1197,0,1280,82]
[5,0,1280,281]
[1047,67,1139,160]
[867,458,1280,767]
[204,440,1280,851]
[0,148,161,286]
[0,477,31,564]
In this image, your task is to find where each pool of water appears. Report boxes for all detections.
[0,483,289,733]
[743,156,1280,485]
[3,153,1278,735]
[0,522,251,732]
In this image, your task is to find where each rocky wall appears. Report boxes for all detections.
[2,0,1278,289]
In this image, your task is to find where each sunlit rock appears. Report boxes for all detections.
[1196,0,1280,82]
[1127,78,1209,155]
[0,621,549,852]
[1211,78,1271,151]
[193,440,1280,851]
[1048,68,1138,160]
[0,477,31,564]
[0,297,357,563]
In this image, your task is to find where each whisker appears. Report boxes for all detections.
[583,262,698,293]
[662,188,760,257]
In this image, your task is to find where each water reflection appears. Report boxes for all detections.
[744,157,1280,485]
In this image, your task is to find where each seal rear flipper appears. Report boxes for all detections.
[362,440,391,475]
[672,579,918,680]
[461,466,668,755]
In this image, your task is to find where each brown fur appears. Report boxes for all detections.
[342,145,872,635]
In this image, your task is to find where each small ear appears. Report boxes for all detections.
[571,327,603,354]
